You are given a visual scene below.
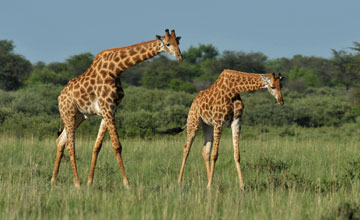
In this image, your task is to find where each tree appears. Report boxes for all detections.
[212,51,267,74]
[48,62,68,73]
[66,52,94,77]
[332,44,360,89]
[182,44,218,64]
[266,55,337,88]
[288,67,319,87]
[0,40,32,91]
[141,55,174,89]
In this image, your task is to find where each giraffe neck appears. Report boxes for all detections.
[220,70,269,96]
[235,74,267,93]
[93,39,162,77]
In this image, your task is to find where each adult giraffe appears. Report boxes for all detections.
[51,29,182,188]
[177,70,284,190]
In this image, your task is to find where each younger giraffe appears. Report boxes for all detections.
[177,69,284,190]
[51,29,182,188]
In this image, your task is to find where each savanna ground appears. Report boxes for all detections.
[0,124,360,220]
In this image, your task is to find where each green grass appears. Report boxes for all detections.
[0,124,360,219]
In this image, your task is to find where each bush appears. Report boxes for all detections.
[0,86,194,138]
[0,85,357,138]
[241,87,356,127]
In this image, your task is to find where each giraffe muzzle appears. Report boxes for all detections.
[278,98,284,106]
[176,52,183,61]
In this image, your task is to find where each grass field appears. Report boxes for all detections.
[0,124,360,219]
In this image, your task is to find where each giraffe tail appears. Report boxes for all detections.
[156,125,186,135]
[57,118,63,137]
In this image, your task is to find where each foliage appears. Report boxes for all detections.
[0,40,32,90]
[0,85,194,138]
[182,44,218,63]
[0,85,357,138]
[25,52,94,86]
[66,52,94,76]
[332,47,360,89]
[25,67,73,85]
[1,40,360,137]
[116,87,194,137]
[212,51,267,74]
[242,87,356,127]
[287,67,319,87]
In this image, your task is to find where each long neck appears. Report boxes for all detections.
[218,70,269,96]
[93,40,162,77]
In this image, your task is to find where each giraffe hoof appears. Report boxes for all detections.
[123,180,130,189]
[74,182,81,188]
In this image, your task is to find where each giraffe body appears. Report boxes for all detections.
[177,69,284,190]
[51,29,182,188]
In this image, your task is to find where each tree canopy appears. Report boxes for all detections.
[0,40,32,90]
[0,40,359,137]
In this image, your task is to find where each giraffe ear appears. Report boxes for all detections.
[176,36,181,45]
[156,35,162,41]
[279,73,285,80]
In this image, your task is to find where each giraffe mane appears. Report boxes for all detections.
[95,39,158,58]
[223,69,272,76]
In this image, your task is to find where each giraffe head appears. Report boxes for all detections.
[262,73,285,106]
[156,29,182,61]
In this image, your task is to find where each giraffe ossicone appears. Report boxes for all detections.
[51,29,182,188]
[177,69,285,190]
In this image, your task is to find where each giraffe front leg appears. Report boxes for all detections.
[51,129,67,184]
[231,118,244,191]
[207,125,222,189]
[87,119,107,185]
[201,124,213,182]
[104,116,129,189]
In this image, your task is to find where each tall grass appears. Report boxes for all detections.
[0,124,359,219]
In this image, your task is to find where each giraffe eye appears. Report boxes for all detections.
[166,43,171,47]
[270,86,275,89]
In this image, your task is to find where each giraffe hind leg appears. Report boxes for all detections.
[51,111,85,187]
[201,124,213,182]
[65,112,86,187]
[207,125,222,189]
[231,118,244,190]
[178,117,200,184]
[51,128,67,184]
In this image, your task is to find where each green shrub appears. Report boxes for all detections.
[241,87,356,127]
[0,86,357,138]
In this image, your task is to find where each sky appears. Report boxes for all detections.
[0,0,359,64]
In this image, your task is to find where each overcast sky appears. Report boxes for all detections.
[1,0,359,63]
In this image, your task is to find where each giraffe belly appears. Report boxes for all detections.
[200,115,213,126]
[78,99,103,117]
[222,117,233,128]
[92,99,103,115]
[200,112,234,128]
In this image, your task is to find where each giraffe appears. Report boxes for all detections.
[50,29,182,188]
[177,69,285,190]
